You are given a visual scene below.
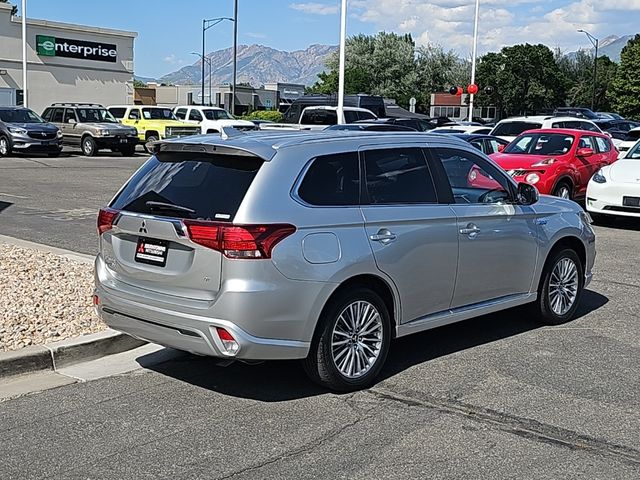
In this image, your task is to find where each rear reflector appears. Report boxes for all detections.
[216,327,240,355]
[92,294,100,306]
[184,220,295,259]
[97,207,120,235]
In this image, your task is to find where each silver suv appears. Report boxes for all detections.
[95,130,596,391]
[42,103,138,156]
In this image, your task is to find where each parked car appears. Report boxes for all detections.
[586,138,640,220]
[490,129,617,200]
[0,106,62,157]
[95,130,595,391]
[553,107,600,120]
[354,117,432,132]
[325,123,416,132]
[609,126,640,158]
[42,103,138,157]
[431,124,493,135]
[107,105,201,152]
[596,112,624,120]
[593,119,640,141]
[451,133,509,156]
[260,106,377,131]
[490,116,604,142]
[283,94,386,123]
[173,106,256,134]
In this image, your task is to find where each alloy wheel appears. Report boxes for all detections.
[0,137,8,156]
[556,185,571,199]
[548,257,579,316]
[331,300,383,379]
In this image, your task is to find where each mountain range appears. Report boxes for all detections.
[567,34,633,61]
[157,44,337,87]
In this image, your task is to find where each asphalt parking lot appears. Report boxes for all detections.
[1,153,639,479]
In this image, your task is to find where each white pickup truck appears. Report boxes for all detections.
[259,106,377,131]
[173,106,256,134]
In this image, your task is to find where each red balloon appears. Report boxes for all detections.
[456,87,463,96]
[467,84,479,95]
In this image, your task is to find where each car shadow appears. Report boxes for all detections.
[0,201,13,214]
[139,289,608,402]
[594,216,640,232]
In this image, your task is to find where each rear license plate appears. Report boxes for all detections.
[623,196,640,207]
[135,238,168,267]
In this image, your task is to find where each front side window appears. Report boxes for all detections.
[298,152,359,206]
[357,110,376,121]
[486,138,506,155]
[344,111,359,123]
[504,133,574,156]
[175,108,187,120]
[63,109,77,123]
[203,109,233,120]
[51,108,64,123]
[363,148,436,204]
[189,109,203,122]
[128,109,141,120]
[433,148,512,205]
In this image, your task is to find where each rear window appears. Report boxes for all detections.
[110,153,262,221]
[492,121,542,136]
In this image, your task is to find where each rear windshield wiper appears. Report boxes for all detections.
[145,201,196,215]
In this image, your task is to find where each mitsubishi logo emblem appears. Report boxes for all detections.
[139,220,148,234]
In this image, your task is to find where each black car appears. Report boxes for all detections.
[0,107,62,158]
[451,133,509,155]
[593,119,640,141]
[553,107,600,120]
[325,123,417,132]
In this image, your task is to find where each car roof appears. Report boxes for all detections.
[303,106,373,112]
[497,116,551,123]
[451,133,507,141]
[520,128,599,136]
[174,105,225,110]
[153,129,469,161]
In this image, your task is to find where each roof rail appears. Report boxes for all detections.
[50,103,105,108]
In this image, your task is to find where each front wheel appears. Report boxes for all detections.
[302,287,391,392]
[144,134,159,153]
[81,136,97,157]
[552,181,572,200]
[0,135,10,157]
[533,248,584,325]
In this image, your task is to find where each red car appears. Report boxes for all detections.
[488,129,618,199]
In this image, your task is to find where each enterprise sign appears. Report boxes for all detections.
[36,35,117,63]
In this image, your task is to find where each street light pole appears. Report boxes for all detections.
[21,0,27,107]
[578,29,599,110]
[191,53,212,105]
[201,17,234,107]
[232,0,239,116]
[337,0,347,124]
[468,0,480,122]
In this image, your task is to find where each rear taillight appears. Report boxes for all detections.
[183,220,295,259]
[97,208,120,235]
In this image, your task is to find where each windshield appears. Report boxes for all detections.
[492,121,542,137]
[202,109,234,120]
[625,141,640,159]
[77,108,118,123]
[504,133,575,155]
[0,109,44,124]
[142,108,177,120]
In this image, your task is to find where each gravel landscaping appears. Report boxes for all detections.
[0,243,105,352]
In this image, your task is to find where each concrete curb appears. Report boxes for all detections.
[0,329,147,378]
[0,234,94,264]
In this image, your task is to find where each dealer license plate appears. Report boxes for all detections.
[135,237,168,267]
[622,196,640,207]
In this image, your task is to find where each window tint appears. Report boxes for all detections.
[128,109,141,120]
[51,108,64,123]
[364,148,436,204]
[492,121,542,136]
[578,136,596,150]
[298,152,359,206]
[433,148,512,205]
[486,138,506,155]
[469,140,484,152]
[110,153,263,220]
[63,109,76,123]
[300,109,337,125]
[357,110,376,121]
[189,109,203,121]
[344,111,359,123]
[109,108,126,119]
[175,108,187,120]
[594,136,611,153]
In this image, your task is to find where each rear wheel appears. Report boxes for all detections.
[302,287,391,392]
[553,181,572,200]
[81,136,97,157]
[533,248,584,325]
[0,135,10,157]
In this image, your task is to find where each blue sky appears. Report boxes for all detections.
[21,1,637,78]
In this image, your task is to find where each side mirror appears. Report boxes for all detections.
[577,147,594,157]
[67,118,76,124]
[497,144,506,152]
[517,182,539,206]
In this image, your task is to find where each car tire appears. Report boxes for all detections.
[302,287,391,392]
[533,248,584,326]
[81,136,97,157]
[144,134,159,153]
[552,181,573,200]
[119,146,136,157]
[0,135,10,157]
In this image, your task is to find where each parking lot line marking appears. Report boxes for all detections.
[0,193,29,199]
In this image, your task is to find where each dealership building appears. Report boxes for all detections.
[0,2,136,114]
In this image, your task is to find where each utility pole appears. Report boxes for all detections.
[578,29,599,110]
[468,0,480,122]
[232,0,239,116]
[337,0,347,124]
[21,0,27,107]
[201,17,234,107]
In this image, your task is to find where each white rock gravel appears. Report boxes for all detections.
[0,243,105,352]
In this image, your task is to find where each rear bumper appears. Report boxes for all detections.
[96,137,138,148]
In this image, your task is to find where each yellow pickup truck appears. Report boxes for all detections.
[107,105,201,151]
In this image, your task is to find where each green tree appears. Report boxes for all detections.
[0,0,17,15]
[557,50,617,111]
[414,44,470,110]
[475,44,566,117]
[133,79,147,88]
[610,34,640,119]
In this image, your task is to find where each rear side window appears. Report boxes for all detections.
[492,121,542,136]
[298,152,359,206]
[301,109,337,125]
[175,108,187,120]
[582,122,600,132]
[363,148,436,204]
[110,153,263,220]
[594,136,611,153]
[357,110,376,121]
[344,111,359,123]
[109,108,126,119]
[189,109,203,121]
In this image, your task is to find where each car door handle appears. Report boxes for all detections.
[370,231,397,243]
[459,225,481,236]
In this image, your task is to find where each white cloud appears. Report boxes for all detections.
[290,2,339,15]
[163,54,185,65]
[246,32,268,39]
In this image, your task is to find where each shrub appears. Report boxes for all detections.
[242,110,284,122]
